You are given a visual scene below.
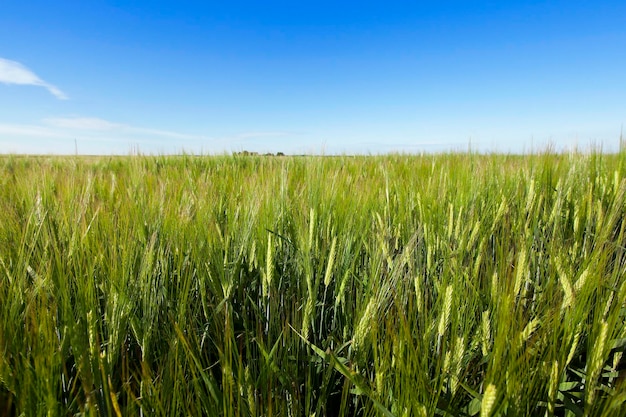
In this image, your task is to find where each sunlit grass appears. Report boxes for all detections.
[0,151,625,416]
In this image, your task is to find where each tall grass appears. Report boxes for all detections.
[0,152,625,416]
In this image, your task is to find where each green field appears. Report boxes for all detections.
[1,153,625,416]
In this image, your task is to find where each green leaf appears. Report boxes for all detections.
[610,337,626,350]
[562,392,584,417]
[467,398,481,416]
[291,325,395,417]
[559,381,580,392]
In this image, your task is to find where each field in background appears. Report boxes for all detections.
[0,152,625,416]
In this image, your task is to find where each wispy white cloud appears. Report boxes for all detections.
[0,123,69,138]
[0,115,306,154]
[128,126,210,141]
[0,116,217,153]
[43,116,210,141]
[0,57,68,100]
[43,117,121,130]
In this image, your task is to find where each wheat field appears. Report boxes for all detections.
[0,152,625,416]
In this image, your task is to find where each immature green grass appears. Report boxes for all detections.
[0,152,625,416]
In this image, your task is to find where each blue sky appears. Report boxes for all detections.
[1,1,625,154]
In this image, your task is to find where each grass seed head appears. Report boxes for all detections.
[587,320,609,407]
[566,326,581,367]
[490,272,498,303]
[438,285,453,340]
[574,267,588,292]
[323,236,337,287]
[302,298,314,340]
[414,275,423,315]
[308,207,315,252]
[548,361,559,414]
[447,203,454,239]
[518,318,540,347]
[481,383,497,417]
[556,256,574,310]
[513,248,527,299]
[354,297,377,352]
[481,310,491,356]
[263,232,273,298]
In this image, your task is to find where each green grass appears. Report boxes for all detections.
[0,152,625,416]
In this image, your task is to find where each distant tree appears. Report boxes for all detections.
[236,150,260,156]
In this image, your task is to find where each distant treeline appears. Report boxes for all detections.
[234,150,285,156]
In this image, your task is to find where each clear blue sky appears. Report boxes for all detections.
[1,1,625,154]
